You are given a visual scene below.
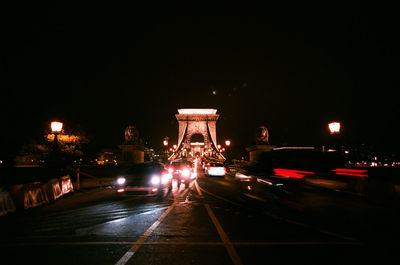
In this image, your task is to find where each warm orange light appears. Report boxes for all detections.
[217,145,221,149]
[173,144,177,149]
[225,140,231,146]
[163,140,168,146]
[51,121,63,132]
[328,122,341,134]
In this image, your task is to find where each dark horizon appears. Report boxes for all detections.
[3,3,400,159]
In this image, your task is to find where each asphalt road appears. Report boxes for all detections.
[1,171,399,265]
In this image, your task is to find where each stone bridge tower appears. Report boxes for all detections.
[174,109,222,159]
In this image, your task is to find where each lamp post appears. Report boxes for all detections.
[51,121,63,151]
[225,139,231,162]
[163,137,169,160]
[49,121,63,173]
[328,122,341,152]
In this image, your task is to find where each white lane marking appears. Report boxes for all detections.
[195,180,243,265]
[114,185,190,265]
[196,179,357,242]
[114,251,134,265]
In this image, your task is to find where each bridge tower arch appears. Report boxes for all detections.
[173,109,224,160]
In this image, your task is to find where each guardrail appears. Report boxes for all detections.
[1,175,74,215]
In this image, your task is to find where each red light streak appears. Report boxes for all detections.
[332,168,368,177]
[273,168,314,179]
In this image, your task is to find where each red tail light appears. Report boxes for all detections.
[273,168,314,179]
[332,168,368,177]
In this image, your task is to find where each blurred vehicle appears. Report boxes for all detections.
[205,162,226,177]
[236,147,368,194]
[168,159,197,187]
[115,162,172,197]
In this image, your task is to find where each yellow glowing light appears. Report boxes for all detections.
[328,122,341,134]
[51,121,63,132]
[225,140,231,146]
[173,145,177,149]
[217,145,221,149]
[163,140,168,146]
[47,134,80,143]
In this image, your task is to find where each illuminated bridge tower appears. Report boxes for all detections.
[172,109,224,160]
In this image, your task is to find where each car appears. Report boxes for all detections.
[205,162,226,177]
[115,162,172,197]
[168,159,197,187]
[237,147,368,193]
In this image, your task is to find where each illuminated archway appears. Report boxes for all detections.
[172,109,224,160]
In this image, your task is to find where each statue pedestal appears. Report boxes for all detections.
[118,145,145,165]
[245,145,274,163]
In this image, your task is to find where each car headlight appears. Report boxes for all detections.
[151,175,160,185]
[117,177,126,185]
[182,168,190,178]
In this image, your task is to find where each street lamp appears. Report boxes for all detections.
[163,136,169,147]
[225,140,231,147]
[328,122,341,134]
[51,121,63,150]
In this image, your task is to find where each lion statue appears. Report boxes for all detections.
[255,125,269,145]
[124,125,139,144]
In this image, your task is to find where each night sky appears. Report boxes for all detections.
[3,3,400,158]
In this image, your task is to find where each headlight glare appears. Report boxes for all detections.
[117,177,126,185]
[151,175,160,185]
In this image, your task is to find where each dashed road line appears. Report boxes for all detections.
[114,186,190,265]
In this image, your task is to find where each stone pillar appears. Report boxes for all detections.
[118,145,145,165]
[245,145,274,163]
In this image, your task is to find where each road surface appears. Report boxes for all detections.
[0,171,399,265]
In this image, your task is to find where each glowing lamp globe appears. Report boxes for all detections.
[225,140,231,146]
[51,121,63,133]
[328,122,341,134]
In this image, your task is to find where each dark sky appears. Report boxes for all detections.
[3,3,400,157]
